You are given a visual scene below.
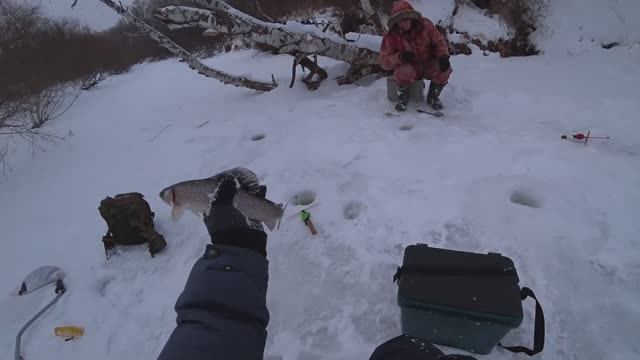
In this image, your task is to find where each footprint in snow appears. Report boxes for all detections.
[343,201,364,220]
[96,276,116,297]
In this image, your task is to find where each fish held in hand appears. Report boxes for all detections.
[159,168,285,231]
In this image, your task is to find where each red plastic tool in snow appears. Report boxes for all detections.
[561,131,610,146]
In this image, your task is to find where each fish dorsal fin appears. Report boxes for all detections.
[228,167,261,193]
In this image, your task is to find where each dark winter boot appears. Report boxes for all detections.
[395,85,410,112]
[427,82,445,111]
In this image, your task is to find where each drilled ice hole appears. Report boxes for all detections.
[510,190,541,209]
[290,190,317,206]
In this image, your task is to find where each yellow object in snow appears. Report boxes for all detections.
[55,326,84,338]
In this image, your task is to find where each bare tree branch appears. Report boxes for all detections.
[154,2,385,87]
[28,85,80,129]
[0,143,9,175]
[81,71,107,90]
[253,0,275,23]
[154,0,381,89]
[360,0,388,34]
[1,88,71,173]
[155,4,380,66]
[95,0,277,91]
[0,123,68,171]
[149,123,173,142]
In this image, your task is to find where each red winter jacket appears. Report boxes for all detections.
[380,17,449,71]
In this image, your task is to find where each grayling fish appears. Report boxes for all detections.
[159,168,285,231]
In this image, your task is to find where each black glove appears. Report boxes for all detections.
[370,335,478,360]
[370,335,444,360]
[204,170,268,257]
[399,51,416,63]
[439,56,451,71]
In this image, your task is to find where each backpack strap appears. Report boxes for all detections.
[498,287,545,356]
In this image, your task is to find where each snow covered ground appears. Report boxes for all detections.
[451,4,511,42]
[413,0,640,54]
[539,0,640,55]
[2,44,639,360]
[2,1,640,358]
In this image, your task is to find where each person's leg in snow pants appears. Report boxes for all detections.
[393,61,453,110]
[394,61,453,87]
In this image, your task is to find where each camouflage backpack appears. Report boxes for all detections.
[98,192,166,258]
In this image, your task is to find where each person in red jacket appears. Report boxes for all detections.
[380,1,452,111]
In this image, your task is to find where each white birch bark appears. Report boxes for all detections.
[96,0,277,92]
[154,4,380,67]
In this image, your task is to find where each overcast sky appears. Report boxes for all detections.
[31,0,132,31]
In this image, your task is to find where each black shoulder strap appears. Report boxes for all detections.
[498,287,545,356]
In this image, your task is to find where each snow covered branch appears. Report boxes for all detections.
[155,5,379,65]
[154,1,385,86]
[95,0,277,92]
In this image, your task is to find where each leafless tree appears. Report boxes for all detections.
[96,0,277,91]
[1,85,78,133]
[1,98,67,140]
[0,89,72,172]
[0,0,41,46]
[81,71,108,90]
[28,85,80,129]
[0,142,8,174]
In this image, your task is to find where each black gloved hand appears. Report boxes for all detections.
[439,56,451,71]
[369,335,478,360]
[204,169,268,257]
[399,51,416,63]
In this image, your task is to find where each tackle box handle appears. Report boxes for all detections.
[498,287,545,356]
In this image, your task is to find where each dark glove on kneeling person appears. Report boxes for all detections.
[204,176,268,257]
[439,56,451,72]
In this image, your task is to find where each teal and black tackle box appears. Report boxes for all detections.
[394,244,545,355]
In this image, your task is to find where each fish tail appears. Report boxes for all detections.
[276,201,288,230]
[264,217,278,231]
